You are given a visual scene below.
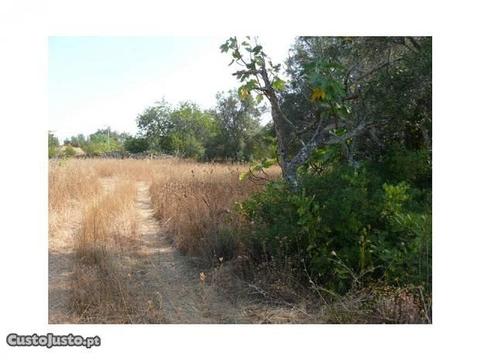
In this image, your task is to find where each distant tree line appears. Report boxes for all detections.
[49,91,275,161]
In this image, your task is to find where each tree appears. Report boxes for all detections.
[62,144,77,157]
[84,128,122,155]
[284,36,432,163]
[208,90,263,161]
[136,100,174,152]
[48,131,59,158]
[168,102,217,159]
[67,134,87,148]
[124,136,149,153]
[220,37,402,188]
[235,37,432,298]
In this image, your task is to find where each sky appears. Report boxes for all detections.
[48,36,296,141]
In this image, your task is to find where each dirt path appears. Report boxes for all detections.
[128,181,244,323]
[48,229,77,323]
[49,178,245,323]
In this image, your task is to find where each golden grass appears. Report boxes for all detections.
[48,160,101,236]
[75,179,138,265]
[49,157,280,323]
[71,179,141,323]
[90,158,154,180]
[149,160,277,261]
[49,158,429,324]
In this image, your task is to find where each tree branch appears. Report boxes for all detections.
[287,121,370,173]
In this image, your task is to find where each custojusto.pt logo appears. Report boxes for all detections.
[6,333,101,348]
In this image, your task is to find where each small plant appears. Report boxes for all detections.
[63,144,77,157]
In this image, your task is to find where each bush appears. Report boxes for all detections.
[63,144,77,157]
[239,152,431,296]
[124,136,149,154]
[48,146,58,158]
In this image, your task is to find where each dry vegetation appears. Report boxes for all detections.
[71,179,151,323]
[48,160,101,238]
[49,158,426,324]
[149,160,271,260]
[49,158,276,323]
[49,159,156,322]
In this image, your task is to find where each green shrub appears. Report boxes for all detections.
[379,145,431,189]
[240,154,431,295]
[63,144,77,157]
[124,136,149,153]
[48,146,58,158]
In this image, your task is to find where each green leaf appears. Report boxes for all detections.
[220,42,229,53]
[245,79,258,91]
[239,171,250,181]
[261,158,277,168]
[252,45,263,54]
[329,128,347,137]
[272,77,286,91]
[238,86,251,100]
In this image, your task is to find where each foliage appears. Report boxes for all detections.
[48,132,59,158]
[220,36,285,103]
[135,101,213,158]
[283,36,432,160]
[206,91,264,161]
[66,134,88,148]
[83,133,122,155]
[240,148,431,295]
[62,144,77,157]
[135,95,271,161]
[123,136,149,154]
[62,128,127,156]
[136,100,173,151]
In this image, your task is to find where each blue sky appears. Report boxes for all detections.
[48,36,295,141]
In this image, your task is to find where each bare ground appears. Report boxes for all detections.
[127,181,244,323]
[48,208,82,323]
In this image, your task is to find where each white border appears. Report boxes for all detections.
[1,0,479,359]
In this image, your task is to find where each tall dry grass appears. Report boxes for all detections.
[49,160,102,238]
[149,160,278,262]
[75,179,138,264]
[90,158,154,180]
[49,158,154,236]
[50,157,279,323]
[71,178,142,323]
[49,158,156,323]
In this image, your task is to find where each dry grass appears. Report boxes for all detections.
[71,179,142,323]
[75,179,138,264]
[149,160,278,262]
[50,158,275,323]
[49,158,156,323]
[90,158,154,180]
[319,285,432,324]
[52,158,379,324]
[48,160,101,236]
[49,158,429,324]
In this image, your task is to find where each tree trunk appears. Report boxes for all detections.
[259,64,368,190]
[269,97,291,178]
